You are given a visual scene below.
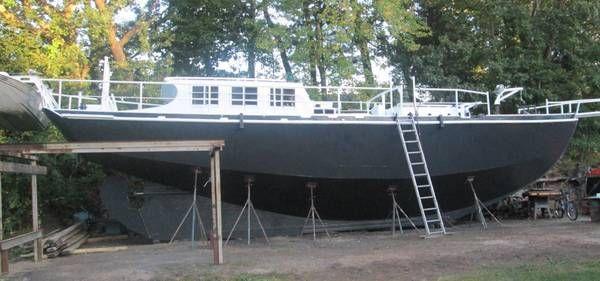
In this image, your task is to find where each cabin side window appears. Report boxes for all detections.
[192,86,218,105]
[232,87,258,106]
[270,88,295,107]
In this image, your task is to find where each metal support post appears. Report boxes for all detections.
[388,186,420,236]
[169,168,208,245]
[467,177,502,229]
[225,176,270,245]
[300,182,330,240]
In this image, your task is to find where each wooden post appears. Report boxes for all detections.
[0,250,7,273]
[31,161,41,263]
[0,172,5,274]
[0,172,3,241]
[214,148,223,265]
[209,148,223,265]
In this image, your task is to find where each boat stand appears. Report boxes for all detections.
[225,176,270,245]
[466,177,502,229]
[169,168,208,246]
[388,186,420,236]
[300,182,330,240]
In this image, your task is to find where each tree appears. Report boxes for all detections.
[0,0,88,77]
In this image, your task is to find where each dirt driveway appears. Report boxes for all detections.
[7,219,600,281]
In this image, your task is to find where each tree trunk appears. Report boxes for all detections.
[352,4,375,86]
[302,0,318,86]
[107,25,127,67]
[263,6,294,81]
[247,0,256,78]
[314,1,327,97]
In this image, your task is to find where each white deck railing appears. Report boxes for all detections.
[37,77,496,117]
[518,98,600,118]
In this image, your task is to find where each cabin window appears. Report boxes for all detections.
[270,88,295,107]
[192,86,218,105]
[232,87,258,105]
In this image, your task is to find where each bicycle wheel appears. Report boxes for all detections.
[567,202,578,221]
[554,207,564,219]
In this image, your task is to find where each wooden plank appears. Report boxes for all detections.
[1,250,7,273]
[0,140,225,154]
[0,152,38,161]
[209,149,223,265]
[0,161,47,175]
[31,161,41,263]
[86,234,128,243]
[0,173,3,241]
[0,231,42,250]
[71,246,128,255]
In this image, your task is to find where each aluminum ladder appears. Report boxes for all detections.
[396,114,446,237]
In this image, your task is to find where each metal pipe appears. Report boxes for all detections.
[58,81,63,108]
[399,85,404,116]
[486,92,491,115]
[138,83,143,110]
[454,90,459,109]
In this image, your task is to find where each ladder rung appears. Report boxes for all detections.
[426,219,440,223]
[423,207,437,212]
[417,184,429,188]
[402,129,415,133]
[408,151,421,155]
[420,196,434,200]
[405,140,418,143]
[412,162,425,165]
[414,173,428,177]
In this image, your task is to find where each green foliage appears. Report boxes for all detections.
[389,0,600,167]
[0,128,105,236]
[0,1,88,78]
[441,259,600,281]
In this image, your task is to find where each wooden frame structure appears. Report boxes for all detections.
[0,154,46,273]
[0,140,225,273]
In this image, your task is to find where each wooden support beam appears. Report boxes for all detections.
[31,161,42,263]
[1,250,6,274]
[0,231,42,274]
[0,161,47,175]
[0,140,225,154]
[0,231,42,251]
[0,173,3,241]
[210,148,223,265]
[0,152,38,161]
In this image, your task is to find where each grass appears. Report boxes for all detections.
[440,259,600,281]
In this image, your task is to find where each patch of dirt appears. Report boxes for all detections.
[7,219,600,281]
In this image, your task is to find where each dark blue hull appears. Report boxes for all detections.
[46,109,578,220]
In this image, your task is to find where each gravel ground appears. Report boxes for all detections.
[6,219,600,281]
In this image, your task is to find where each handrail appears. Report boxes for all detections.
[414,86,490,115]
[35,76,495,117]
[518,98,600,117]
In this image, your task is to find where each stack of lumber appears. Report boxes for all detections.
[42,222,89,257]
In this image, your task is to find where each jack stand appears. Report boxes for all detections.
[388,186,420,236]
[466,177,502,229]
[300,182,330,240]
[169,168,208,246]
[226,176,270,245]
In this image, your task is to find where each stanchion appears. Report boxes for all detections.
[225,176,270,245]
[300,182,330,240]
